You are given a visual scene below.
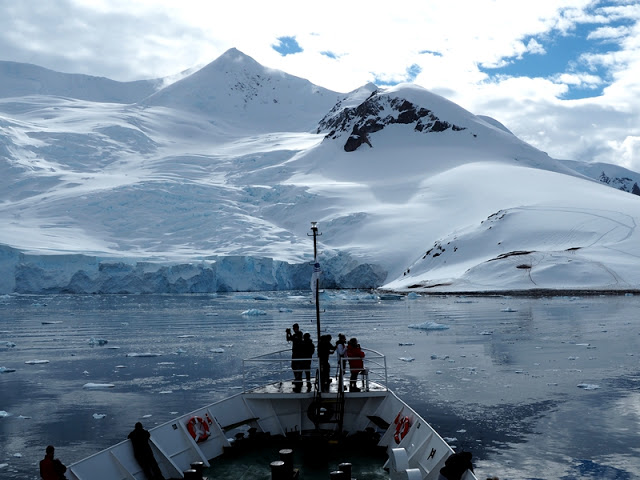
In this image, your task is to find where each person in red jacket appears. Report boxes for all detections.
[39,445,67,480]
[346,337,365,392]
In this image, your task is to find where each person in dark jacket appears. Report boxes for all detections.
[128,422,165,480]
[346,337,365,392]
[286,323,304,392]
[318,334,336,392]
[40,445,67,480]
[438,451,474,480]
[300,332,315,392]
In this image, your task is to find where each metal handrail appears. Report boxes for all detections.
[242,348,387,392]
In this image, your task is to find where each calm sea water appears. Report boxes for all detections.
[1,292,639,479]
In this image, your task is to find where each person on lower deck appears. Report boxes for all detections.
[438,451,474,480]
[128,422,165,480]
[346,337,365,392]
[40,445,67,480]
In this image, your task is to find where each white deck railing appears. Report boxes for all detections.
[242,348,388,392]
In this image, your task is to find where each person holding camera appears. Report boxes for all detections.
[286,323,304,392]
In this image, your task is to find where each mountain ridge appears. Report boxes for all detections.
[0,49,639,294]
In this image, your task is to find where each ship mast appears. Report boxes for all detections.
[309,222,321,346]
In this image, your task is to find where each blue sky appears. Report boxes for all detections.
[0,0,638,170]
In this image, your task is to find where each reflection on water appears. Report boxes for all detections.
[0,292,639,479]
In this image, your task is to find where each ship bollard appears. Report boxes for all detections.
[338,462,352,478]
[279,448,294,476]
[190,461,204,479]
[183,468,198,480]
[270,460,286,480]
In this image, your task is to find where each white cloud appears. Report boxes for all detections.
[0,0,639,167]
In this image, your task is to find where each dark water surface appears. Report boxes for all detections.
[1,292,639,479]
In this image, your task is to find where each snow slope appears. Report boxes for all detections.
[1,49,639,294]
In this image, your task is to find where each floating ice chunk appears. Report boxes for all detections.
[398,357,415,362]
[254,295,270,300]
[0,366,16,373]
[18,415,31,419]
[12,453,21,458]
[479,331,493,335]
[577,383,600,390]
[25,359,49,365]
[444,437,457,443]
[142,414,152,418]
[205,312,219,316]
[175,348,186,354]
[126,352,161,357]
[4,342,16,348]
[501,308,517,312]
[83,383,115,389]
[210,348,225,353]
[279,307,293,312]
[177,335,195,338]
[407,292,420,299]
[159,390,172,394]
[89,337,108,346]
[107,346,120,350]
[568,356,578,360]
[0,410,10,417]
[241,309,267,316]
[93,413,107,419]
[0,463,8,468]
[408,321,449,330]
[457,429,467,433]
[115,365,127,369]
[42,321,62,325]
[157,362,175,365]
[121,322,129,326]
[430,354,438,360]
[399,342,415,346]
[83,370,89,375]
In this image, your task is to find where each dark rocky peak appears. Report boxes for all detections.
[317,89,466,152]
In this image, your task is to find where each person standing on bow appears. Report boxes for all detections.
[335,333,347,376]
[286,323,304,392]
[346,337,365,392]
[301,332,315,392]
[318,334,336,392]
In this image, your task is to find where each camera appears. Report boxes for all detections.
[286,328,291,333]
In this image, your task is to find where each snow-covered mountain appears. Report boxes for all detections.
[1,48,639,294]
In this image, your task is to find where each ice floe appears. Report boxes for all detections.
[83,383,115,389]
[25,359,49,364]
[126,352,161,357]
[501,307,518,312]
[408,321,449,330]
[157,362,175,365]
[41,321,62,325]
[93,413,107,419]
[89,337,108,345]
[159,390,172,394]
[210,348,225,353]
[177,335,195,338]
[0,366,16,373]
[241,309,267,316]
[398,342,415,346]
[0,411,10,417]
[398,357,415,362]
[4,341,16,348]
